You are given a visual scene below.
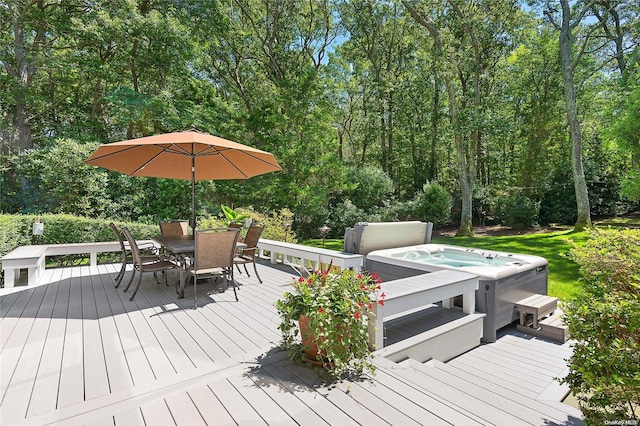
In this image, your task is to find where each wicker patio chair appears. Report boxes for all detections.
[233,223,265,284]
[188,227,240,308]
[109,222,158,288]
[121,226,177,302]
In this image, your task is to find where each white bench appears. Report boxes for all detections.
[1,241,155,288]
[368,270,480,351]
[257,239,365,273]
[1,246,48,288]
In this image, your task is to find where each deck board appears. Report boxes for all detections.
[113,407,145,426]
[371,365,490,425]
[227,373,298,426]
[0,284,49,403]
[282,361,396,425]
[449,351,550,390]
[164,391,206,426]
[57,267,87,408]
[92,266,135,394]
[426,360,575,424]
[444,355,542,398]
[133,277,216,370]
[477,343,567,375]
[382,360,528,425]
[488,337,571,367]
[1,260,582,425]
[83,267,111,401]
[139,398,175,426]
[208,378,268,425]
[186,384,236,426]
[110,272,183,380]
[0,271,59,423]
[259,363,341,425]
[27,270,72,417]
[223,363,321,425]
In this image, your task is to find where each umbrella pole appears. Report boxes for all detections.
[191,159,196,236]
[192,162,197,309]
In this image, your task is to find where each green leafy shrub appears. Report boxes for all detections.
[328,200,368,238]
[621,169,640,202]
[563,228,640,423]
[0,215,32,258]
[411,183,452,226]
[250,208,297,243]
[342,165,395,210]
[198,207,298,243]
[16,139,115,217]
[494,195,539,228]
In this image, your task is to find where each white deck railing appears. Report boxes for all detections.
[257,239,364,274]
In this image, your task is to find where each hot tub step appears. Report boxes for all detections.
[515,295,558,328]
[516,310,568,343]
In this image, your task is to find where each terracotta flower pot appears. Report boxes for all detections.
[298,314,329,366]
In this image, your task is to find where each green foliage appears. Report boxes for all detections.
[1,0,638,243]
[494,195,540,228]
[411,183,452,226]
[539,171,577,225]
[200,207,299,243]
[0,215,32,259]
[275,266,384,379]
[253,208,297,243]
[621,169,640,202]
[220,205,249,226]
[562,228,640,423]
[0,214,157,272]
[15,139,114,217]
[328,200,368,238]
[342,166,395,210]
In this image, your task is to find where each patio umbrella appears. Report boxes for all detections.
[85,130,282,232]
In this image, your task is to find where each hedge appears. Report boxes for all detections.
[0,213,158,259]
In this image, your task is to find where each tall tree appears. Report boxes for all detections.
[1,0,56,152]
[403,0,476,236]
[545,0,597,230]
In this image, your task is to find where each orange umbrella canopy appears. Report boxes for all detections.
[85,130,282,231]
[85,130,282,180]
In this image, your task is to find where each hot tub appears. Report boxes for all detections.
[366,244,549,342]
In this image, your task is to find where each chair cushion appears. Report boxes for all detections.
[190,267,225,275]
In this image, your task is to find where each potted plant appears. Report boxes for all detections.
[221,205,249,227]
[275,264,385,378]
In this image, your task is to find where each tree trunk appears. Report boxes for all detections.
[9,3,33,152]
[402,1,474,236]
[430,65,440,181]
[559,0,592,230]
[388,90,394,180]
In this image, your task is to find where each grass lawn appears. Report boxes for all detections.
[302,230,588,301]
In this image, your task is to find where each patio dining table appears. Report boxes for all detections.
[152,235,246,298]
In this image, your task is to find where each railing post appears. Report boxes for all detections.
[368,304,384,351]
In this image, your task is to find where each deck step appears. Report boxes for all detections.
[426,359,582,422]
[377,357,527,425]
[516,309,569,343]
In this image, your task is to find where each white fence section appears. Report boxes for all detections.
[257,239,365,274]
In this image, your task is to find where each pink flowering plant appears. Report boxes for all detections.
[275,263,385,378]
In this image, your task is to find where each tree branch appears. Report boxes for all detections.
[572,18,607,68]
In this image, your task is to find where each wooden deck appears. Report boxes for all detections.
[1,261,582,425]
